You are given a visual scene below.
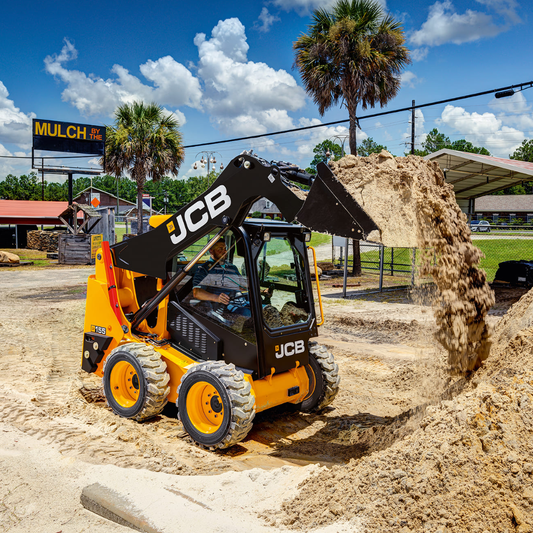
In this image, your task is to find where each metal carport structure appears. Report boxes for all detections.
[425,149,533,217]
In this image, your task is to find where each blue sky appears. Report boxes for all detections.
[0,0,531,182]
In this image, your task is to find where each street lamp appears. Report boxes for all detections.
[163,190,169,214]
[194,151,224,180]
[329,135,349,158]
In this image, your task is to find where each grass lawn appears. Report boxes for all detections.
[116,226,127,242]
[356,239,533,282]
[309,232,331,248]
[474,239,533,281]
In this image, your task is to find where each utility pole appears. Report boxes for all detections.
[411,100,416,155]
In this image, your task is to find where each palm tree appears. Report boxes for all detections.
[294,0,410,155]
[104,101,184,234]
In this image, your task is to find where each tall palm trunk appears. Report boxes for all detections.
[348,104,358,156]
[352,239,361,276]
[137,188,144,235]
[134,165,145,235]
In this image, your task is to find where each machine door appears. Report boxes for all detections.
[171,229,259,371]
[254,235,313,376]
[255,236,311,329]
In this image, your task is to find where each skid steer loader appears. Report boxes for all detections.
[82,153,378,449]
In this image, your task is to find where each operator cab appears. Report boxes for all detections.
[166,219,316,378]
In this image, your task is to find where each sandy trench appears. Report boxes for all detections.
[0,265,530,532]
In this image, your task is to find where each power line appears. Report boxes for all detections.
[1,80,532,163]
[182,80,533,149]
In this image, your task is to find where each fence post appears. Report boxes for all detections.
[379,244,384,292]
[390,247,394,276]
[411,248,416,286]
[342,238,349,298]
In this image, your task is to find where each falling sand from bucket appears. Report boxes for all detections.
[329,151,494,372]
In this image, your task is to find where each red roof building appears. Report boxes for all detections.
[0,200,83,226]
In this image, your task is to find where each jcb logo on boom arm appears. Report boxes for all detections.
[275,340,305,359]
[167,185,231,245]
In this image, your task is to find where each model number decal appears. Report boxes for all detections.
[275,340,305,359]
[91,325,106,335]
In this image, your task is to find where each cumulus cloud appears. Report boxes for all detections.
[194,18,306,136]
[411,47,429,62]
[44,39,202,119]
[410,1,503,47]
[0,81,35,149]
[255,7,280,32]
[475,0,521,24]
[438,104,524,157]
[401,71,420,88]
[488,91,533,133]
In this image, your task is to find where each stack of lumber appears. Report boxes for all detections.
[27,230,64,251]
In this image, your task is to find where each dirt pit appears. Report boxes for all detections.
[0,267,529,532]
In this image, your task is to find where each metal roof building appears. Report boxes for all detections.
[425,149,533,215]
[0,200,83,226]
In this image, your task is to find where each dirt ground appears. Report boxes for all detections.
[0,266,529,532]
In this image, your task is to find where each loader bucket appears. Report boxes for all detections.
[295,162,379,241]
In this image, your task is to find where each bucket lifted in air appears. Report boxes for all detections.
[294,161,379,242]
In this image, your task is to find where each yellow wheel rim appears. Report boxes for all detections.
[109,361,140,408]
[186,381,224,434]
[303,364,317,401]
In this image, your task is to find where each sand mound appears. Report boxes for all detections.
[0,251,19,263]
[330,152,494,372]
[275,288,533,533]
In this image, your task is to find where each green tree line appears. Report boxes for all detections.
[0,171,218,213]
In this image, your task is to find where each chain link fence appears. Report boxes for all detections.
[316,231,533,295]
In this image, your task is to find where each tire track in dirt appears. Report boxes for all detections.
[0,386,201,474]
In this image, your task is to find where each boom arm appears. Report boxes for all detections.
[112,153,378,279]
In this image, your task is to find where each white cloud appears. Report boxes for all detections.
[475,0,521,24]
[194,18,306,136]
[163,108,187,128]
[438,104,524,157]
[256,7,280,32]
[271,0,387,15]
[411,48,429,62]
[0,81,35,149]
[44,40,202,119]
[401,71,420,88]
[139,56,202,109]
[488,91,533,133]
[410,1,504,47]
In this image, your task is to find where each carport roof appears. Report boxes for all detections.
[425,149,533,200]
[0,200,83,225]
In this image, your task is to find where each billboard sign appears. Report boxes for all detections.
[32,119,106,155]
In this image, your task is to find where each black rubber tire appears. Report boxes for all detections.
[299,342,340,412]
[177,361,255,449]
[103,342,170,421]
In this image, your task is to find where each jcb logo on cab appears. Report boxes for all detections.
[275,340,305,359]
[168,185,231,245]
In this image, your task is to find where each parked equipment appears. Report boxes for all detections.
[494,260,533,287]
[81,153,378,448]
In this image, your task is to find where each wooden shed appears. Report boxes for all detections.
[57,203,102,265]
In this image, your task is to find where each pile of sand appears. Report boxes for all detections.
[0,251,19,263]
[330,152,494,372]
[275,287,533,532]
